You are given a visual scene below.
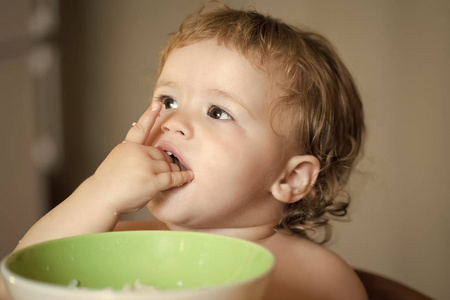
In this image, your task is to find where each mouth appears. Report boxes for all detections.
[164,150,188,172]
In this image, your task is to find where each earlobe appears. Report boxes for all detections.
[271,155,320,204]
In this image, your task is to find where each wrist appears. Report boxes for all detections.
[74,176,121,218]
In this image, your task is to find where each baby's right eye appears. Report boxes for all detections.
[159,96,178,110]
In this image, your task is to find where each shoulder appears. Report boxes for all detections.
[261,233,367,300]
[113,220,168,231]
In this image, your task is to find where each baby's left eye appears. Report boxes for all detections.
[207,106,233,120]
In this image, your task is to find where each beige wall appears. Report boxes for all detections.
[0,0,51,259]
[49,1,450,299]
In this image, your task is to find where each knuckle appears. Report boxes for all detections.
[168,172,177,185]
[159,172,176,187]
[124,123,146,143]
[132,122,144,131]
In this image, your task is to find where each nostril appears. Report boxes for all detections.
[161,124,186,136]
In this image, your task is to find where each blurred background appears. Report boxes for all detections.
[1,0,449,298]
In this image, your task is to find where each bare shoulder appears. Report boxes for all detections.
[113,219,168,231]
[261,233,367,300]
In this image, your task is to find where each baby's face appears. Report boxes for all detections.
[147,39,286,230]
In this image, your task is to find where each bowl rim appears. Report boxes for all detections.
[1,231,275,296]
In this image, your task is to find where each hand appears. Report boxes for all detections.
[89,101,194,214]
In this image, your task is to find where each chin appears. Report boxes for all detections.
[147,194,194,225]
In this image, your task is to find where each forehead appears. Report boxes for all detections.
[158,40,274,114]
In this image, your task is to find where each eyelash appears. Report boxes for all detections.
[156,94,234,120]
[207,104,233,120]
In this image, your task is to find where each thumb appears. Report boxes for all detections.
[124,101,162,144]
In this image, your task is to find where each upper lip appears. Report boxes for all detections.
[155,141,190,171]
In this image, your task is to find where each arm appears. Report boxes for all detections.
[16,102,193,251]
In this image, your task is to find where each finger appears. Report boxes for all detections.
[168,163,181,172]
[151,161,180,173]
[156,171,194,190]
[124,101,162,144]
[145,146,172,164]
[150,147,174,165]
[160,150,174,164]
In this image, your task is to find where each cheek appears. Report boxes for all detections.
[203,130,281,185]
[204,125,246,153]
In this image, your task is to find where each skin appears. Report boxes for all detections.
[16,39,367,299]
[16,101,194,248]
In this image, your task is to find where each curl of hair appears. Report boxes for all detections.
[158,1,365,243]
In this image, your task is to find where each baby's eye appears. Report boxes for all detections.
[207,105,233,120]
[159,96,178,110]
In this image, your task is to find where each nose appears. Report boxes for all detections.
[160,112,193,138]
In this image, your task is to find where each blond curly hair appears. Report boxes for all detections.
[157,1,365,243]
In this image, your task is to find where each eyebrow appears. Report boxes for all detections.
[155,80,254,118]
[154,80,177,90]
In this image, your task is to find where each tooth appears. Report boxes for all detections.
[166,151,173,156]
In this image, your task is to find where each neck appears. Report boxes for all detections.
[163,222,278,243]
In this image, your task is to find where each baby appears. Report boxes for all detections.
[17,2,367,299]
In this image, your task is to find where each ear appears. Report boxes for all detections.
[270,155,320,203]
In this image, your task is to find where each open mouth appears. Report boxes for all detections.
[165,151,187,171]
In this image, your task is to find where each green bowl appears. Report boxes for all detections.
[1,231,274,300]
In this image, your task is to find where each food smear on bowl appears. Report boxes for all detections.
[122,280,159,292]
[67,279,161,293]
[67,279,80,288]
